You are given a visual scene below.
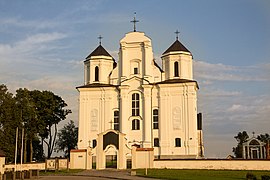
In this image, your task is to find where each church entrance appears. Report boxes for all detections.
[252,149,258,159]
[104,145,118,168]
[103,131,119,169]
[95,130,129,169]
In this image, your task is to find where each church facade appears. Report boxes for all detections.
[76,26,203,169]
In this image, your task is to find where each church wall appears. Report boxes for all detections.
[158,83,198,157]
[77,87,118,150]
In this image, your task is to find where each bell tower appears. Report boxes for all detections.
[161,30,193,80]
[84,36,116,85]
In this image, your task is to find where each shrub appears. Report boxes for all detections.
[246,172,257,180]
[262,175,270,180]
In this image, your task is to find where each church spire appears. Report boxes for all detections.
[130,12,139,32]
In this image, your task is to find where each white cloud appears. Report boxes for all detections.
[227,104,252,112]
[202,89,242,97]
[194,60,269,82]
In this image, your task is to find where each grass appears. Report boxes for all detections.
[40,169,84,176]
[136,169,270,180]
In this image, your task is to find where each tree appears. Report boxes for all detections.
[15,88,41,162]
[0,85,71,161]
[0,84,18,162]
[33,90,71,158]
[257,133,270,143]
[55,120,78,159]
[232,131,249,158]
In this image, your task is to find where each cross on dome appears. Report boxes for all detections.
[130,12,139,32]
[98,35,103,45]
[175,30,180,40]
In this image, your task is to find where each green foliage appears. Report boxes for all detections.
[262,175,270,180]
[246,172,257,180]
[232,131,249,158]
[257,134,270,143]
[55,120,78,159]
[0,84,18,162]
[0,84,71,162]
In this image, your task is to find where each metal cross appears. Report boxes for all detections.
[98,35,103,45]
[109,120,114,129]
[130,12,139,32]
[175,30,180,40]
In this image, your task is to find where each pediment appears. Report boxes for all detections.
[121,76,149,88]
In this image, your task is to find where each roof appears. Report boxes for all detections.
[86,45,112,59]
[153,60,163,72]
[76,83,118,89]
[0,149,5,157]
[156,79,199,89]
[162,40,190,55]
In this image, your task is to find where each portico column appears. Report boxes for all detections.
[260,146,263,159]
[247,146,250,159]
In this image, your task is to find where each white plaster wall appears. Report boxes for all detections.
[88,56,114,84]
[0,157,5,174]
[70,151,86,169]
[78,87,118,149]
[154,160,270,171]
[161,52,193,81]
[158,82,198,157]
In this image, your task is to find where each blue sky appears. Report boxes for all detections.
[0,0,269,157]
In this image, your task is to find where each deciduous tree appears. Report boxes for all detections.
[232,131,249,158]
[55,120,78,159]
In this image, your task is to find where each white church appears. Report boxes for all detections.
[74,18,204,169]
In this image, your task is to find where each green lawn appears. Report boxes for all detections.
[136,169,270,180]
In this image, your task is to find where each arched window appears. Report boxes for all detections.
[114,110,119,130]
[132,119,140,130]
[93,139,97,148]
[175,138,181,147]
[153,109,159,129]
[174,61,179,77]
[95,66,99,81]
[154,138,159,147]
[132,93,140,116]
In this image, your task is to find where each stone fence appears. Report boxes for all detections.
[153,159,270,171]
[5,163,45,171]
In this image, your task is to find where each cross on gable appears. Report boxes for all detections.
[175,30,180,40]
[109,120,114,129]
[130,12,139,32]
[98,35,103,45]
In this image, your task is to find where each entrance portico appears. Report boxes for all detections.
[96,130,130,169]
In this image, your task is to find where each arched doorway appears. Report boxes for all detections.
[104,145,118,168]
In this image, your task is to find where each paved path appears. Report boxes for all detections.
[40,169,160,180]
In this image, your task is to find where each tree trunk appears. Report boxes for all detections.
[30,138,33,162]
[23,136,27,163]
